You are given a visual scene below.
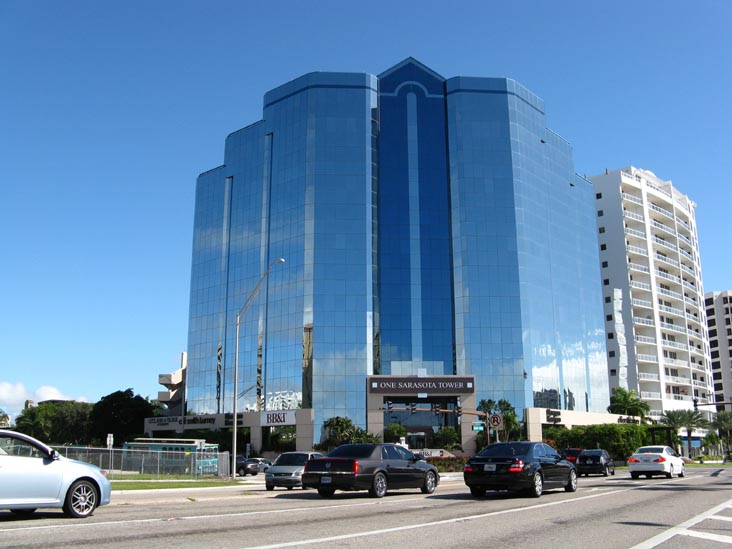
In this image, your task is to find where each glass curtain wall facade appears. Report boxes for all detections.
[185,58,609,440]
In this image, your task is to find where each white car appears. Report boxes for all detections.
[0,429,111,518]
[628,445,685,479]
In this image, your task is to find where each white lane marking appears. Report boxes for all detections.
[711,515,732,523]
[0,497,426,533]
[630,499,732,548]
[0,475,705,539]
[680,529,732,543]
[244,478,704,549]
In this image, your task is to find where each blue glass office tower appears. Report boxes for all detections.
[185,59,609,440]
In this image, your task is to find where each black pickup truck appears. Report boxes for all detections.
[302,443,439,498]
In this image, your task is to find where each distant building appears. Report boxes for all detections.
[590,167,714,420]
[157,352,186,416]
[183,58,609,449]
[705,291,732,412]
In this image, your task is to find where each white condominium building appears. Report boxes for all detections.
[705,291,732,412]
[590,167,713,421]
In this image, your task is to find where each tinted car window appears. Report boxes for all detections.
[581,450,603,456]
[637,447,664,454]
[534,444,546,458]
[395,446,415,460]
[544,445,561,459]
[384,445,402,460]
[328,444,376,458]
[477,443,531,457]
[274,453,309,466]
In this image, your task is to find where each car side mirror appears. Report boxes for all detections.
[49,450,60,460]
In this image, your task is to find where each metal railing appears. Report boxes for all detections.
[52,446,232,479]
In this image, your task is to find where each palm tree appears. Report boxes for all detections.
[665,409,708,457]
[607,387,650,420]
[660,410,686,452]
[713,411,732,454]
[477,399,496,445]
[0,408,9,427]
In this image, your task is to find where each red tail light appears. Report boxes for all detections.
[304,461,310,472]
[628,457,639,463]
[352,460,359,474]
[653,456,666,463]
[508,459,524,473]
[464,464,474,473]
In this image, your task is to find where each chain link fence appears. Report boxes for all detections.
[52,446,232,479]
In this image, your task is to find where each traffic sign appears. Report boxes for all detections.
[489,413,503,429]
[471,424,484,431]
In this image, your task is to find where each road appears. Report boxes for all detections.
[1,468,731,548]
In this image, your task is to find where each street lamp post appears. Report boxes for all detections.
[231,257,285,479]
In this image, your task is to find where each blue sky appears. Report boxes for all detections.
[1,1,729,421]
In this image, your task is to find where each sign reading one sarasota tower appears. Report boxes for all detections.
[369,376,474,395]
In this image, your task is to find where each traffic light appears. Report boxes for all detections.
[434,403,441,415]
[546,409,561,424]
[410,402,416,414]
[456,403,462,418]
[386,400,393,412]
[693,398,698,411]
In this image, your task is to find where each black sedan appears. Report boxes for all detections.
[463,441,577,498]
[576,449,615,477]
[302,443,439,498]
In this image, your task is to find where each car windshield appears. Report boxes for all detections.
[477,442,530,457]
[274,453,309,466]
[636,447,664,454]
[328,444,376,458]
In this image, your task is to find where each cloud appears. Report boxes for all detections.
[0,382,89,424]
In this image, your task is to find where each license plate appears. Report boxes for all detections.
[321,476,332,484]
[484,464,496,472]
[642,457,651,463]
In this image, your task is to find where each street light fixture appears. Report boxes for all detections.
[231,257,285,479]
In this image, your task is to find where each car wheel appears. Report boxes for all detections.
[529,472,543,498]
[62,480,98,518]
[266,484,274,491]
[631,473,639,480]
[369,472,388,498]
[611,467,615,476]
[10,509,36,516]
[287,486,293,490]
[679,464,685,478]
[666,466,673,479]
[603,466,609,477]
[469,486,486,498]
[238,468,246,477]
[317,488,335,497]
[252,472,258,476]
[565,469,578,492]
[421,471,437,494]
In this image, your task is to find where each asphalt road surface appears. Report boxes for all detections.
[1,468,731,548]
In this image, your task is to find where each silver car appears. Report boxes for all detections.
[265,451,323,491]
[0,429,111,518]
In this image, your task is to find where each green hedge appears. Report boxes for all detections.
[543,423,651,461]
[425,456,469,472]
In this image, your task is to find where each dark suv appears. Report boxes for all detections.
[235,456,260,476]
[576,449,615,476]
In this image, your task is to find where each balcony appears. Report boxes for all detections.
[692,379,707,387]
[661,339,687,350]
[629,262,650,274]
[657,287,683,301]
[659,321,686,335]
[638,372,660,382]
[668,394,692,402]
[635,335,657,345]
[628,245,649,257]
[651,220,675,236]
[655,270,681,284]
[665,375,691,385]
[680,263,696,277]
[641,391,662,400]
[682,279,696,292]
[653,238,678,253]
[658,304,684,317]
[625,227,647,240]
[679,248,695,262]
[637,354,658,363]
[677,232,692,246]
[624,210,646,223]
[633,298,654,309]
[622,193,643,205]
[677,217,691,231]
[634,317,655,327]
[630,280,652,292]
[655,254,680,268]
[649,203,674,219]
[646,181,672,198]
[662,357,689,368]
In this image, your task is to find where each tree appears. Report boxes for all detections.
[476,399,496,446]
[659,409,687,452]
[607,387,650,420]
[713,411,732,453]
[88,389,154,446]
[495,399,521,441]
[383,422,407,443]
[0,408,9,427]
[678,409,709,457]
[433,426,461,451]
